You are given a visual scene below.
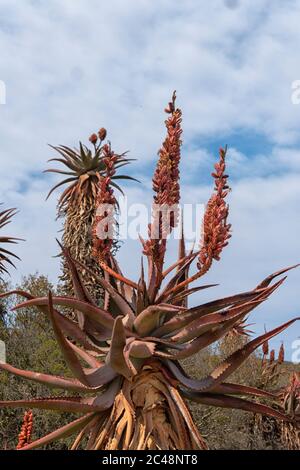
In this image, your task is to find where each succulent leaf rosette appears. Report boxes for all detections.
[0,207,20,279]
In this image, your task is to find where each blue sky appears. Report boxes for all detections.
[0,0,300,359]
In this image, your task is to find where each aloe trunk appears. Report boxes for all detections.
[61,187,105,306]
[74,363,206,450]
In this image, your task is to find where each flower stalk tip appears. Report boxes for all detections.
[197,146,231,275]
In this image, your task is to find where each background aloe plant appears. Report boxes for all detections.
[0,94,299,450]
[0,207,20,280]
[46,131,136,306]
[280,372,300,449]
[250,346,300,450]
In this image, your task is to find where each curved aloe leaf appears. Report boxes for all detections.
[133,304,184,337]
[182,390,291,422]
[168,299,266,344]
[164,361,276,399]
[106,316,133,380]
[256,264,300,289]
[46,177,77,200]
[0,363,90,392]
[155,279,283,338]
[125,340,156,359]
[169,284,218,306]
[67,341,103,369]
[18,413,96,451]
[0,398,101,413]
[154,292,265,338]
[1,289,103,352]
[58,241,95,305]
[203,317,300,391]
[165,318,299,391]
[47,291,91,386]
[73,256,135,318]
[14,295,115,330]
[85,364,118,388]
[157,253,198,303]
[211,382,277,399]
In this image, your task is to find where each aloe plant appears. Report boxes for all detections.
[280,372,300,449]
[0,207,20,279]
[253,351,300,450]
[0,93,299,450]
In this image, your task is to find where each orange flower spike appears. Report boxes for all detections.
[92,143,118,263]
[143,91,183,269]
[197,146,231,275]
[16,410,33,450]
[152,90,182,213]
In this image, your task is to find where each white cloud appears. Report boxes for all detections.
[1,0,300,172]
[0,0,299,357]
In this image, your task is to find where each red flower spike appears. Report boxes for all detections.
[16,410,33,450]
[92,144,118,263]
[143,91,183,271]
[198,146,231,275]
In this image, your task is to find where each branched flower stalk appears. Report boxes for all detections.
[161,146,232,304]
[0,94,299,450]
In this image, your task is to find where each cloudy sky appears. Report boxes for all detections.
[0,0,300,359]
